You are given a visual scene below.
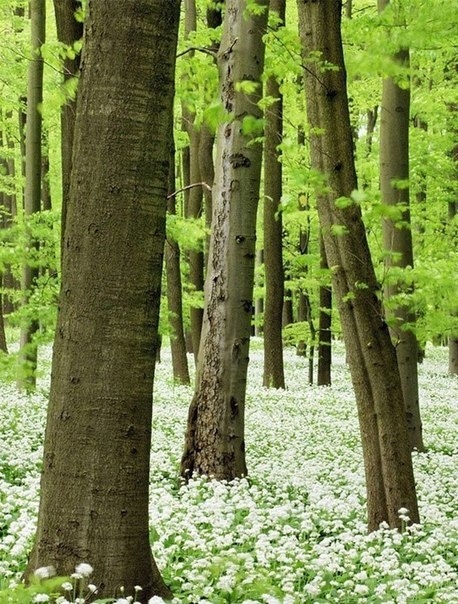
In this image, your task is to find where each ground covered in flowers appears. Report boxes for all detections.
[0,340,457,603]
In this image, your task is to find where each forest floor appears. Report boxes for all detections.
[0,340,457,603]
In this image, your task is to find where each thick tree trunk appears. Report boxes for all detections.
[19,0,45,391]
[263,0,286,389]
[297,0,419,532]
[166,139,191,385]
[378,6,424,451]
[317,236,332,386]
[181,0,268,480]
[53,0,83,247]
[25,2,180,599]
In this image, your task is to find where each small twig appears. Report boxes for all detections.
[167,182,212,199]
[177,46,217,59]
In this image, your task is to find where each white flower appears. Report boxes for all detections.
[148,597,166,604]
[115,599,130,604]
[34,566,56,580]
[88,583,98,593]
[33,595,50,603]
[61,582,73,591]
[398,507,409,516]
[75,562,93,577]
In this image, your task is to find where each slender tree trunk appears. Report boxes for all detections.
[317,236,332,386]
[181,0,268,480]
[1,118,19,316]
[53,0,83,248]
[25,2,180,599]
[282,288,294,327]
[297,0,419,532]
[166,138,191,385]
[19,0,45,391]
[182,0,204,363]
[378,0,424,451]
[263,0,286,388]
[449,200,458,374]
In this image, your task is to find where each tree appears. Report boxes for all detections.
[52,0,83,247]
[18,0,45,390]
[263,0,286,389]
[317,235,332,386]
[297,0,419,531]
[378,0,424,452]
[181,0,268,480]
[25,1,180,599]
[166,136,191,385]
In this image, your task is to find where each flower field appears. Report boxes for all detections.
[0,340,457,603]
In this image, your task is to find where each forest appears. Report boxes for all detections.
[0,0,457,602]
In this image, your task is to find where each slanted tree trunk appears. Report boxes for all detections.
[378,0,424,452]
[53,0,83,247]
[24,2,180,599]
[19,0,45,391]
[317,236,332,386]
[166,138,190,385]
[263,0,286,389]
[181,0,268,480]
[297,0,419,532]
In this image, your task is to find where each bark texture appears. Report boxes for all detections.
[297,0,419,531]
[181,0,268,480]
[25,1,180,599]
[263,0,286,389]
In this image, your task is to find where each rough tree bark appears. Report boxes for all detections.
[378,0,424,451]
[181,0,268,480]
[25,1,180,599]
[263,0,286,389]
[297,0,419,531]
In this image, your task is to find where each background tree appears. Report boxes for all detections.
[18,0,45,390]
[181,0,268,480]
[52,0,83,247]
[297,0,419,531]
[24,1,181,599]
[378,0,424,452]
[263,0,286,389]
[166,135,191,385]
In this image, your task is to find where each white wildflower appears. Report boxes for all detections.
[75,562,93,577]
[34,566,56,580]
[33,595,50,603]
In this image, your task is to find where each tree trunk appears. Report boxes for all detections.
[181,0,268,480]
[182,0,204,363]
[317,236,332,386]
[19,0,45,391]
[25,2,180,599]
[378,0,424,452]
[297,0,419,532]
[263,0,286,389]
[166,138,191,385]
[53,0,83,247]
[449,200,458,374]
